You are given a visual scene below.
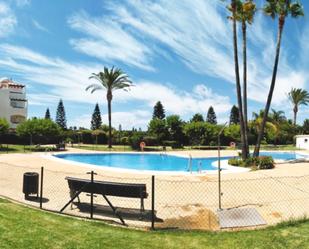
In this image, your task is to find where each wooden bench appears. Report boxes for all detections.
[60,177,148,225]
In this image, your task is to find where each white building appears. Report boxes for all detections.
[295,135,309,150]
[0,78,28,129]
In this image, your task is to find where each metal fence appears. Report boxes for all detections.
[1,161,309,230]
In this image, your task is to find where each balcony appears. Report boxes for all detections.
[10,115,26,124]
[10,98,27,109]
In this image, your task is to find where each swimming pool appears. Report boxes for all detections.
[54,151,308,173]
[55,153,229,172]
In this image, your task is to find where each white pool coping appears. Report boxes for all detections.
[43,151,250,175]
[43,150,308,176]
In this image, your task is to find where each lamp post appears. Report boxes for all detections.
[218,122,227,210]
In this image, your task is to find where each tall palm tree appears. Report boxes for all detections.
[230,0,256,152]
[229,0,249,159]
[241,1,256,145]
[288,88,309,125]
[86,67,132,148]
[253,0,304,157]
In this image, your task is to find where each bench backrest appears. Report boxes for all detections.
[65,177,148,199]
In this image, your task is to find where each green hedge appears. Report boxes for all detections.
[228,156,274,170]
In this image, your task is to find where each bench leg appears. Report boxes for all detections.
[101,194,126,226]
[60,188,85,213]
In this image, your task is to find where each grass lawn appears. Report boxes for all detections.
[0,143,299,154]
[1,198,309,249]
[0,144,58,154]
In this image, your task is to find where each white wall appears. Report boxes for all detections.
[296,137,309,150]
[0,85,27,129]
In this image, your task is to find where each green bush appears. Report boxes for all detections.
[228,157,243,166]
[143,136,158,146]
[120,137,129,145]
[258,156,274,169]
[228,156,274,170]
[129,133,144,150]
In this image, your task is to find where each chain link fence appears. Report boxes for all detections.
[1,161,309,230]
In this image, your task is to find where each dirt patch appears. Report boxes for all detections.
[270,211,282,218]
[156,208,219,230]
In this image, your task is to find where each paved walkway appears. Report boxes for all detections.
[1,148,309,230]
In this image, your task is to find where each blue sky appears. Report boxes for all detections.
[0,0,308,129]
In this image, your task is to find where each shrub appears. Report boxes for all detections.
[258,156,274,169]
[120,137,129,145]
[243,157,259,167]
[228,156,274,170]
[228,157,243,166]
[129,133,144,150]
[143,136,158,146]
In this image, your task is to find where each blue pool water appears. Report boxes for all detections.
[54,152,307,172]
[55,153,229,172]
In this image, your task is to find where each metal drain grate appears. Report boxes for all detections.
[217,208,267,228]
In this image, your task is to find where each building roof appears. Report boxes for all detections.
[0,78,25,88]
[295,135,309,138]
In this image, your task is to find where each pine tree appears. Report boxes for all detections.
[206,106,217,124]
[45,108,51,120]
[55,99,67,129]
[152,101,165,120]
[229,105,240,125]
[91,103,102,130]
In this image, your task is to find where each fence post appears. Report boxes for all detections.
[40,166,44,209]
[87,171,96,219]
[217,123,227,210]
[151,175,155,230]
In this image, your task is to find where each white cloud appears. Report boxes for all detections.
[32,19,50,33]
[0,2,17,37]
[68,11,154,71]
[70,111,151,130]
[0,44,232,125]
[98,0,307,107]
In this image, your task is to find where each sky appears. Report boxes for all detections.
[0,0,308,130]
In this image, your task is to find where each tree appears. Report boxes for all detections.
[254,0,304,157]
[16,118,61,145]
[45,108,51,120]
[303,119,309,134]
[152,101,165,120]
[229,105,240,125]
[190,113,204,123]
[228,0,249,159]
[230,0,256,153]
[166,115,185,145]
[148,118,168,143]
[206,106,217,124]
[91,103,102,130]
[55,99,67,130]
[86,67,132,148]
[270,109,286,123]
[183,122,218,145]
[0,118,9,136]
[288,88,309,125]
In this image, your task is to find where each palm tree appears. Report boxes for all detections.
[270,109,286,123]
[230,0,256,151]
[228,0,249,160]
[241,1,256,143]
[86,67,132,148]
[288,88,309,125]
[253,0,304,157]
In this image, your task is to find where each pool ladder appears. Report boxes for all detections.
[187,155,202,174]
[188,154,192,173]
